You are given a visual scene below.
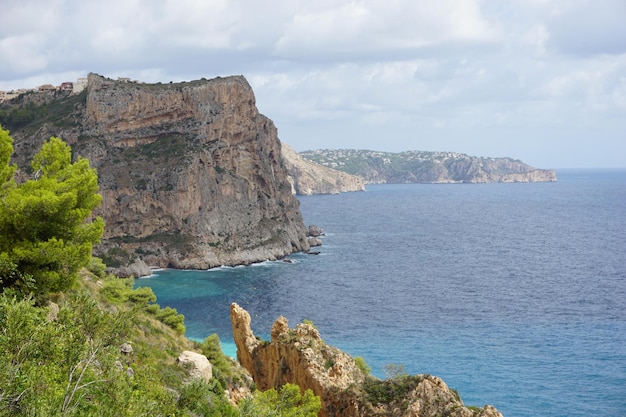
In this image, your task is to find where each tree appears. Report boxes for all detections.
[0,126,104,298]
[0,127,16,189]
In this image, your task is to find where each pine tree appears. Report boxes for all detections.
[0,126,104,298]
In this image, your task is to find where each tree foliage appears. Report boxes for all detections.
[0,126,104,299]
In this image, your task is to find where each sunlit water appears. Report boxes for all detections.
[136,169,626,417]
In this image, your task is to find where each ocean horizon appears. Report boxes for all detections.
[136,168,626,417]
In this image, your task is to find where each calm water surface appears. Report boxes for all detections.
[136,169,626,417]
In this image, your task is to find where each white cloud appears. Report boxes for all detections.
[0,34,48,73]
[274,0,498,59]
[0,0,624,167]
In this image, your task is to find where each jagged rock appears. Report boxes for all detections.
[308,237,323,247]
[282,142,365,195]
[5,73,311,274]
[230,303,503,417]
[109,258,152,278]
[308,225,325,237]
[177,350,213,383]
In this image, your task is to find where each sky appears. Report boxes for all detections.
[1,0,625,169]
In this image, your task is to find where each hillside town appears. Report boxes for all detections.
[0,77,89,102]
[0,76,139,103]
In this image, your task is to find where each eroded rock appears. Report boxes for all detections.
[230,303,503,417]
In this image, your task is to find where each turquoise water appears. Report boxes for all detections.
[136,169,626,417]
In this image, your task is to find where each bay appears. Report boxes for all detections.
[136,169,626,417]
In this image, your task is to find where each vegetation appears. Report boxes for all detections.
[363,374,423,409]
[0,127,322,416]
[238,383,321,417]
[354,356,372,375]
[0,90,86,132]
[0,127,104,301]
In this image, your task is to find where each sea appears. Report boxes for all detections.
[135,169,626,417]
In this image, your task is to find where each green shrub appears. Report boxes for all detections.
[238,383,321,417]
[363,374,422,406]
[199,334,233,377]
[100,277,133,304]
[177,379,237,417]
[155,306,186,334]
[355,356,371,375]
[127,286,157,306]
[88,257,108,278]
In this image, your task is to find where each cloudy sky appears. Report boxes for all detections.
[1,0,625,168]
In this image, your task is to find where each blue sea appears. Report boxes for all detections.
[135,169,626,417]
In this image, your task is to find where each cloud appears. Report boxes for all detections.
[545,0,626,56]
[0,0,624,167]
[274,0,498,60]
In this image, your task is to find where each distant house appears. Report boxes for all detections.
[38,84,55,92]
[118,77,131,83]
[59,82,73,91]
[73,78,88,94]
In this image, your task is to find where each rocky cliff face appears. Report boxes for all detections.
[281,143,365,195]
[300,149,557,184]
[3,74,310,272]
[231,303,503,417]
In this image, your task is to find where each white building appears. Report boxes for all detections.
[73,77,88,94]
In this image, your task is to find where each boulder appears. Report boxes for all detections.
[178,350,213,383]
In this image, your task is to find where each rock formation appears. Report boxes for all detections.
[230,303,503,417]
[282,142,365,195]
[300,149,557,184]
[2,73,310,273]
[177,350,213,383]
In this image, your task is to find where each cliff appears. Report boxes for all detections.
[281,143,365,195]
[231,303,503,417]
[1,73,310,273]
[300,149,557,184]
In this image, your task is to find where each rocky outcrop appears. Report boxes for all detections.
[300,149,557,184]
[177,350,213,383]
[230,303,503,417]
[282,143,365,195]
[3,73,310,273]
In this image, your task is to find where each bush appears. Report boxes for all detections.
[355,356,371,375]
[127,286,157,306]
[177,379,237,417]
[238,383,321,417]
[199,334,233,377]
[155,306,186,334]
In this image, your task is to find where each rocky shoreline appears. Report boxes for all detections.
[231,303,503,417]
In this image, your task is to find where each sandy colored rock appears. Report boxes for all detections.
[282,142,365,195]
[178,350,213,383]
[230,303,503,417]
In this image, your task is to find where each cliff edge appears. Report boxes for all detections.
[231,303,503,417]
[281,143,365,195]
[2,73,310,272]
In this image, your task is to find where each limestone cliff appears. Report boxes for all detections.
[2,74,310,272]
[231,303,503,417]
[281,143,365,195]
[300,149,557,184]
